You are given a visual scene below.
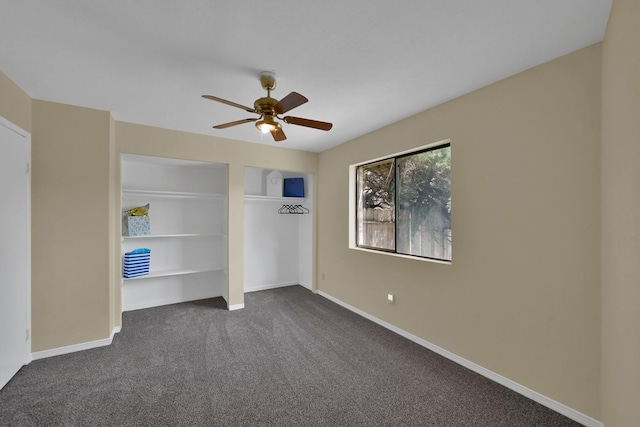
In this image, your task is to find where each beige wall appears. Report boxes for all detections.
[0,71,31,133]
[31,100,113,351]
[317,44,602,417]
[114,121,319,308]
[601,0,640,425]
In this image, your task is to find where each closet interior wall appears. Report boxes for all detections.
[244,167,313,292]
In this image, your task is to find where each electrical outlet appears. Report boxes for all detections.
[387,293,394,303]
[322,272,325,280]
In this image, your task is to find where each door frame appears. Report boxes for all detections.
[0,115,32,366]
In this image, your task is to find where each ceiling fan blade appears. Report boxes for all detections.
[273,92,308,114]
[271,127,287,142]
[202,95,256,113]
[213,118,258,129]
[283,116,333,131]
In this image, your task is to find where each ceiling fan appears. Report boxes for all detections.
[202,71,332,142]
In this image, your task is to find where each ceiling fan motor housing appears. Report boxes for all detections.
[254,97,278,115]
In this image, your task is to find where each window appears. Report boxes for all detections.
[355,143,451,262]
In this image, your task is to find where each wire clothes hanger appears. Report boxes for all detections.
[278,204,309,214]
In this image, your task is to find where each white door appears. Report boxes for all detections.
[0,118,30,390]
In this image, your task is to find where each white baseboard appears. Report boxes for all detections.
[110,326,121,340]
[298,282,311,291]
[122,292,223,312]
[244,281,298,293]
[228,303,245,311]
[317,291,603,427]
[31,326,121,361]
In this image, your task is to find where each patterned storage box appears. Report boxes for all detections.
[123,215,150,236]
[123,248,151,278]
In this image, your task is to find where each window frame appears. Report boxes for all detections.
[349,139,452,264]
[355,157,396,252]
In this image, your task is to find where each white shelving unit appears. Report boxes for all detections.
[121,155,228,311]
[243,167,313,293]
[243,195,309,202]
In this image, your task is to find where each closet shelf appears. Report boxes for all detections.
[122,189,226,200]
[122,233,226,240]
[244,195,306,202]
[122,267,226,281]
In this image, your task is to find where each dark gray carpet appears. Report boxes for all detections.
[0,285,582,426]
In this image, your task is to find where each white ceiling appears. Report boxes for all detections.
[0,1,611,153]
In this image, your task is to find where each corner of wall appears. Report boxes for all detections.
[600,0,640,425]
[0,72,32,133]
[109,114,122,332]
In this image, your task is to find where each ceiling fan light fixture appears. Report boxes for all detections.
[259,123,273,133]
[255,118,280,134]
